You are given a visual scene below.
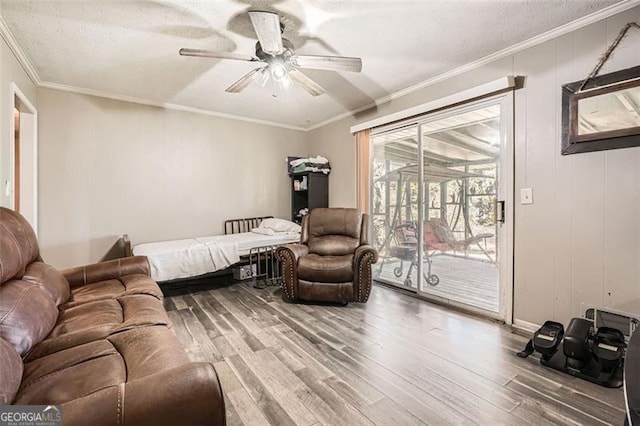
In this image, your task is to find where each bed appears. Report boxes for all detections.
[108,216,301,283]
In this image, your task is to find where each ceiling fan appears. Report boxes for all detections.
[179,10,362,96]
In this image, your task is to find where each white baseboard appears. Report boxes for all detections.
[513,319,541,333]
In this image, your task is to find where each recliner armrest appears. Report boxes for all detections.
[353,245,378,303]
[61,256,151,288]
[275,243,309,300]
[275,243,309,262]
[354,245,379,266]
[61,362,226,426]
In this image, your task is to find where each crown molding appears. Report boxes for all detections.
[3,0,639,132]
[38,81,307,131]
[0,14,40,85]
[308,0,640,131]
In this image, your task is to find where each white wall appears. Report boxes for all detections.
[37,88,308,268]
[0,36,36,208]
[309,6,640,326]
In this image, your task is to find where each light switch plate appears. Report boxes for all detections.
[520,188,533,204]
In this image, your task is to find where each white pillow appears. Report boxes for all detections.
[251,227,276,236]
[259,218,301,233]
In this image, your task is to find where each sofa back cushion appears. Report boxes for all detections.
[0,337,23,404]
[0,207,40,283]
[0,280,58,356]
[307,208,363,256]
[22,262,70,307]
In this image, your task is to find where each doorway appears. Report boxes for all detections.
[10,83,38,234]
[371,94,514,321]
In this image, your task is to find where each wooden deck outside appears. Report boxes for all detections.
[374,254,499,312]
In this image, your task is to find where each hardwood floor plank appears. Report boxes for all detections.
[334,347,473,425]
[269,326,335,380]
[238,349,319,426]
[293,386,345,426]
[293,368,374,426]
[336,344,523,425]
[177,306,225,363]
[210,289,275,350]
[213,361,244,394]
[509,397,583,426]
[226,388,271,426]
[226,354,298,426]
[505,377,614,426]
[167,309,208,362]
[277,327,386,405]
[359,397,427,426]
[510,374,625,423]
[307,307,523,414]
[223,392,245,426]
[167,282,625,425]
[182,294,223,339]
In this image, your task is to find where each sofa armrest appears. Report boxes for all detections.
[353,245,378,303]
[61,362,226,426]
[275,244,309,300]
[61,256,151,288]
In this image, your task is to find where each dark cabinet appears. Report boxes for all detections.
[290,172,328,224]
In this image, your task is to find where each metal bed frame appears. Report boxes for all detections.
[106,215,289,288]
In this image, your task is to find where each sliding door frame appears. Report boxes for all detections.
[370,91,514,323]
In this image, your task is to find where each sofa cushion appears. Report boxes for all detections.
[22,261,70,307]
[16,339,126,405]
[14,326,191,406]
[26,294,170,360]
[0,337,22,404]
[64,274,162,308]
[298,253,354,283]
[0,280,58,356]
[0,208,40,283]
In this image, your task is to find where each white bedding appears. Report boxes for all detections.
[133,231,300,282]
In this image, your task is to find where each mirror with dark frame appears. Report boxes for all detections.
[562,64,640,155]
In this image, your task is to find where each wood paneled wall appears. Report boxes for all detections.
[309,6,640,326]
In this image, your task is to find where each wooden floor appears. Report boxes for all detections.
[163,281,625,426]
[375,255,499,312]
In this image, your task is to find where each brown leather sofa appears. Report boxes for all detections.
[276,208,378,303]
[0,207,225,425]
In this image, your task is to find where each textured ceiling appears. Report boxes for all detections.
[0,0,624,129]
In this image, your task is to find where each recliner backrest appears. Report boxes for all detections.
[306,208,363,256]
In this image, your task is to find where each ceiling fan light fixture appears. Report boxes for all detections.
[270,62,288,82]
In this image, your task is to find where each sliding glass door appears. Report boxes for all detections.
[371,125,420,290]
[371,94,513,319]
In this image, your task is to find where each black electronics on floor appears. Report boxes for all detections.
[517,314,629,388]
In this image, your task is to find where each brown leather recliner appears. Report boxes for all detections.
[0,207,225,425]
[276,208,378,303]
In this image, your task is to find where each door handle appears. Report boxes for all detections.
[496,200,506,223]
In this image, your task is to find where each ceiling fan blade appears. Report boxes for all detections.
[179,48,257,62]
[290,55,362,73]
[226,68,265,93]
[248,10,283,55]
[288,69,326,97]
